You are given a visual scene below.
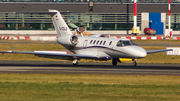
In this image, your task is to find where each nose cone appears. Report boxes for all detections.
[132,46,147,58]
[125,46,147,58]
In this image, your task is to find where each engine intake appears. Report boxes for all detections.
[57,35,78,46]
[70,35,78,44]
[90,34,106,37]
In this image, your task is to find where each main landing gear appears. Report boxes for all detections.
[112,58,121,66]
[72,59,79,66]
[112,58,137,66]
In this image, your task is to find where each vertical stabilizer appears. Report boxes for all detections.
[49,9,72,37]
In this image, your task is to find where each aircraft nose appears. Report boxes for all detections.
[132,46,147,58]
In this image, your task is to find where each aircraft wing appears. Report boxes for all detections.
[146,49,173,54]
[0,51,98,59]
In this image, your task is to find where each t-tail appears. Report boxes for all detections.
[49,9,72,37]
[49,9,78,48]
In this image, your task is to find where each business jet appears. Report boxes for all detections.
[0,10,173,66]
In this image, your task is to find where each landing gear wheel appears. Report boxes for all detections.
[72,59,79,66]
[133,61,137,67]
[112,58,117,66]
[112,61,117,66]
[73,62,78,66]
[132,59,137,67]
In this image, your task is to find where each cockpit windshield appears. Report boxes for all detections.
[116,40,137,46]
[130,40,137,45]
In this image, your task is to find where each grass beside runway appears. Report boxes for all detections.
[0,74,180,101]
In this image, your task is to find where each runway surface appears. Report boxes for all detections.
[0,61,180,75]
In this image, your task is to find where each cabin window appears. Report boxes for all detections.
[96,40,99,44]
[103,41,106,45]
[93,40,96,44]
[100,41,103,45]
[90,40,93,44]
[109,41,112,45]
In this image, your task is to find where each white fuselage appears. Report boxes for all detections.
[61,36,147,60]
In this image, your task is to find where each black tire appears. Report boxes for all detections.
[133,61,137,67]
[112,59,117,66]
[73,62,78,66]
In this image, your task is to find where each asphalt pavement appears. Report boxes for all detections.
[0,61,179,75]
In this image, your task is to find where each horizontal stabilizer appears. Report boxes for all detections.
[15,10,80,14]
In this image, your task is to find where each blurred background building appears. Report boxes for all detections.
[0,0,180,34]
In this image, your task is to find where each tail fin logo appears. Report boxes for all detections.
[59,27,67,31]
[55,15,58,21]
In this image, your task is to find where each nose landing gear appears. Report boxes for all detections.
[132,59,137,67]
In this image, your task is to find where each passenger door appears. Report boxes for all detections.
[83,40,88,49]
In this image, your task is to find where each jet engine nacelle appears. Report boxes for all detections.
[57,35,78,46]
[90,34,106,37]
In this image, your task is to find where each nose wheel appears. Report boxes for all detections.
[132,59,137,66]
